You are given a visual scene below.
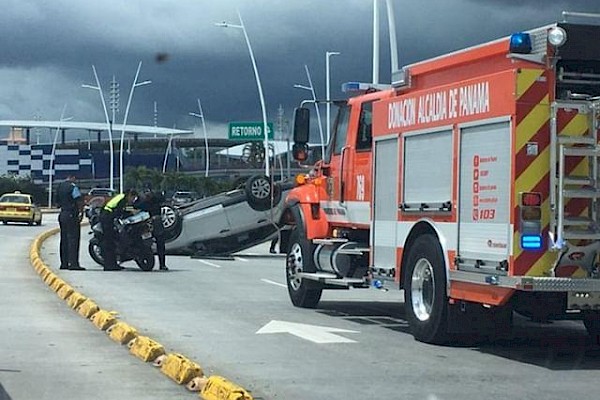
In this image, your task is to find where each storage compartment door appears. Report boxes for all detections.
[458,121,512,270]
[372,137,398,270]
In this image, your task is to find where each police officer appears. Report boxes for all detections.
[99,189,138,271]
[56,174,85,270]
[135,186,168,271]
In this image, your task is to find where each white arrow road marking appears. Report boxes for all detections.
[261,278,286,288]
[256,320,359,344]
[197,260,222,268]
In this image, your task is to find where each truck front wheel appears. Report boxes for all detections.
[286,227,323,308]
[404,234,449,344]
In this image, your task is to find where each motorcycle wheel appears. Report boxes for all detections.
[135,246,155,271]
[88,239,105,266]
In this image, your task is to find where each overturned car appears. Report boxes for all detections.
[161,175,292,256]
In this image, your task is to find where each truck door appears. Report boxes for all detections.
[323,100,374,226]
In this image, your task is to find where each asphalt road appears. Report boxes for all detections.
[3,219,600,399]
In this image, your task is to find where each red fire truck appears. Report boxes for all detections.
[279,16,600,343]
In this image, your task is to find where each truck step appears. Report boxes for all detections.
[563,187,600,198]
[558,135,595,145]
[563,227,600,240]
[336,247,370,255]
[563,216,595,226]
[564,175,594,186]
[563,146,600,157]
[297,272,366,286]
[313,238,348,245]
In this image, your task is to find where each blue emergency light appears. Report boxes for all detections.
[509,32,532,54]
[521,234,542,250]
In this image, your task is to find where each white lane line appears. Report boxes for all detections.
[197,260,222,268]
[235,257,249,262]
[261,278,286,288]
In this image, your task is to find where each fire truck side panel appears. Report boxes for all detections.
[372,135,399,271]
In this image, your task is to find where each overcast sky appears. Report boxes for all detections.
[0,0,598,141]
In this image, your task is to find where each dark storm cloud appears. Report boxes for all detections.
[0,0,599,140]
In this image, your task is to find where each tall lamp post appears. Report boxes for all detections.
[48,105,73,208]
[216,10,270,177]
[83,66,115,190]
[294,64,325,157]
[325,51,340,145]
[119,61,151,193]
[189,98,210,177]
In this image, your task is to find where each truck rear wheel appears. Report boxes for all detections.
[404,234,449,344]
[286,227,323,308]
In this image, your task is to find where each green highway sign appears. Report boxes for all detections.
[228,122,274,141]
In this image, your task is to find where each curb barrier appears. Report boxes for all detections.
[29,227,258,399]
[160,353,204,385]
[90,310,117,330]
[186,377,208,392]
[78,299,100,318]
[200,376,254,400]
[107,321,138,344]
[44,272,57,286]
[50,278,66,292]
[57,283,75,300]
[66,292,87,309]
[129,336,166,362]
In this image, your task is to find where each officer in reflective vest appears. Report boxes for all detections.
[56,174,84,270]
[99,189,138,271]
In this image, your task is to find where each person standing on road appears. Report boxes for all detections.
[56,174,85,270]
[135,185,169,271]
[99,189,138,271]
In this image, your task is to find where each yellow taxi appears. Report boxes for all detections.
[0,191,43,226]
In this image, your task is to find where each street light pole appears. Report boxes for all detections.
[325,51,340,145]
[189,98,210,178]
[48,104,73,208]
[119,61,151,193]
[294,64,325,157]
[83,65,114,190]
[216,9,270,177]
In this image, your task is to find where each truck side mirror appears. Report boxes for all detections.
[292,107,310,144]
[292,143,309,162]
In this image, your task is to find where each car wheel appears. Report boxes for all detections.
[161,205,183,241]
[245,175,281,211]
[36,216,42,226]
[404,234,449,344]
[286,226,323,308]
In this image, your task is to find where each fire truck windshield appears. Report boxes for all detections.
[326,104,350,163]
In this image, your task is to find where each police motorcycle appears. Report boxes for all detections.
[85,205,156,271]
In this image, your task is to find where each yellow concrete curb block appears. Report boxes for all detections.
[78,299,100,318]
[129,336,166,362]
[67,292,87,309]
[107,321,138,344]
[200,375,253,400]
[57,284,75,300]
[50,278,66,292]
[90,310,117,330]
[40,268,51,280]
[44,272,57,286]
[159,353,204,385]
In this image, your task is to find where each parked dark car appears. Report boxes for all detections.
[84,187,116,208]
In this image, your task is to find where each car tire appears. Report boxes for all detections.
[161,205,183,241]
[286,226,323,308]
[404,234,449,344]
[247,177,282,211]
[245,175,281,211]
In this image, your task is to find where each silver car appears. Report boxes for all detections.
[162,176,291,256]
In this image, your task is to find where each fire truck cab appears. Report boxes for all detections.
[282,16,600,344]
